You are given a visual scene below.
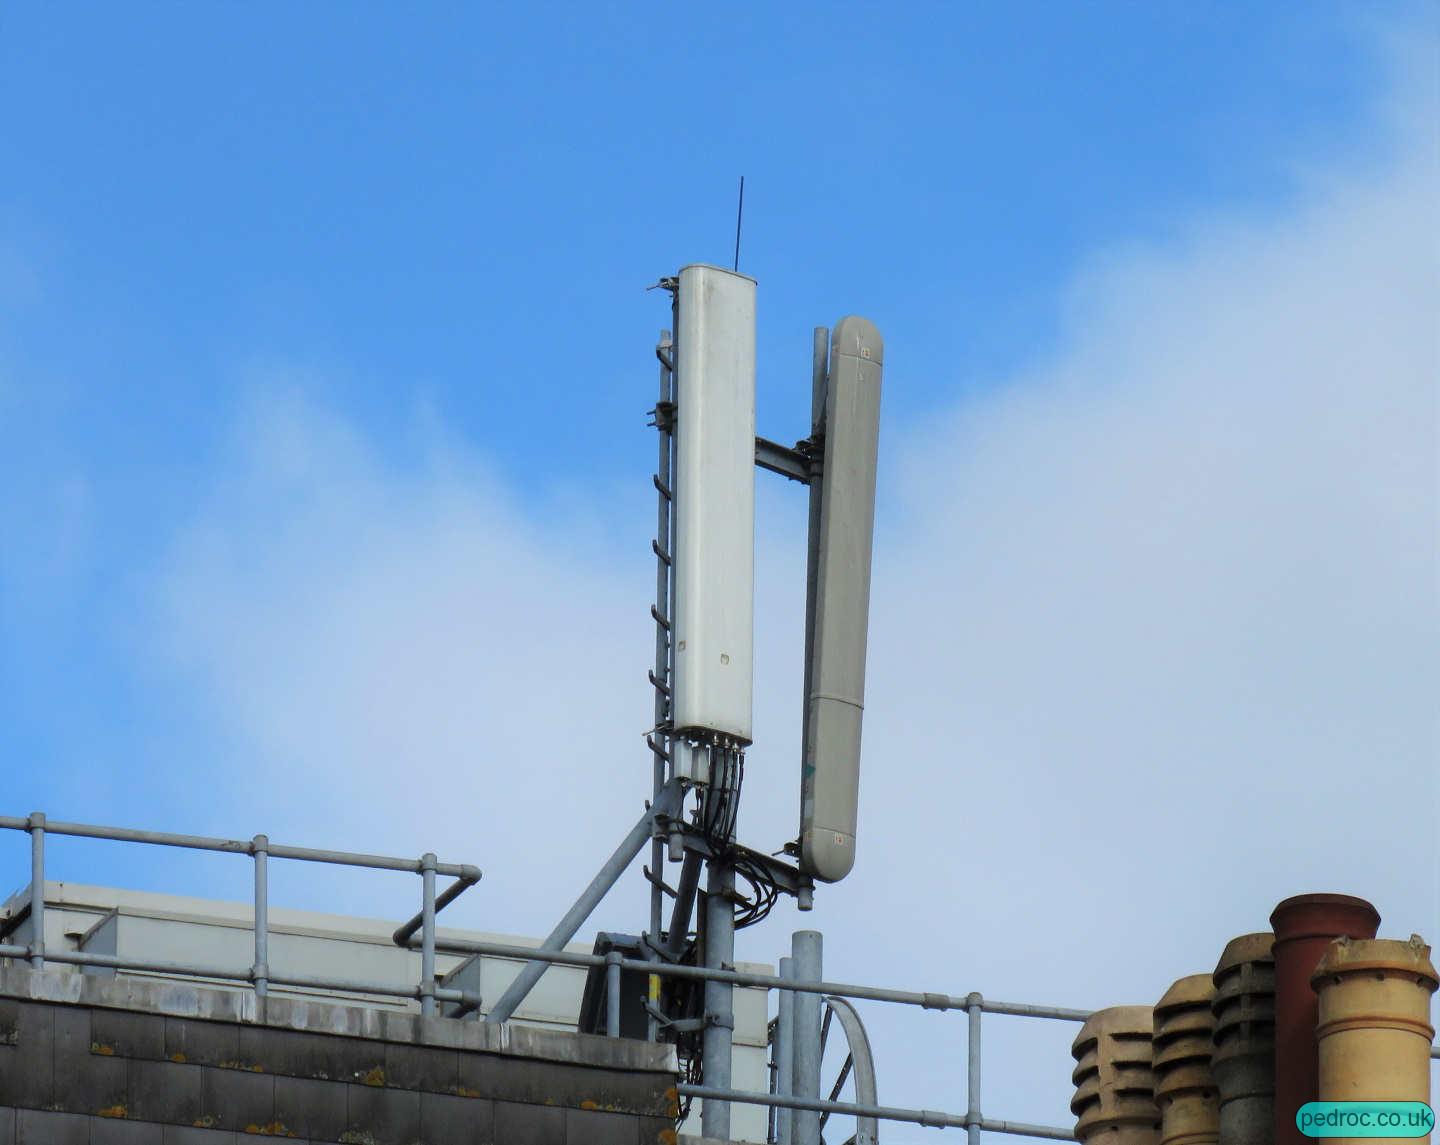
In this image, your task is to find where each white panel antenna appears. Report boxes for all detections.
[670,264,757,775]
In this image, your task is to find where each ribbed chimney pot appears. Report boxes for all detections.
[1155,974,1219,1145]
[1211,932,1275,1145]
[1073,1005,1161,1145]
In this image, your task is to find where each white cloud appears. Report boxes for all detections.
[150,44,1437,1138]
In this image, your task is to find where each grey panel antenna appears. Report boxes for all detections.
[800,317,883,883]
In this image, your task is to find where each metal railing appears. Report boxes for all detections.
[0,812,483,1016]
[0,810,1095,1142]
[401,933,1090,1142]
[399,933,1440,1142]
[8,812,1433,1142]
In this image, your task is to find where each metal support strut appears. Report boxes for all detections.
[486,779,686,1025]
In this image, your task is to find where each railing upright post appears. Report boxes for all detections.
[252,834,269,1002]
[27,812,45,970]
[792,930,824,1145]
[605,950,623,1037]
[420,852,437,1017]
[967,991,983,1145]
[775,955,796,1144]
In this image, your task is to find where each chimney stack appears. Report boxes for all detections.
[1269,894,1380,1145]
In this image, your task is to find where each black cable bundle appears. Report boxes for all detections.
[731,852,779,930]
[698,744,743,852]
[693,745,780,928]
[676,1049,703,1122]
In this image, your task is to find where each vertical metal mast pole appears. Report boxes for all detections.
[701,810,737,1139]
[647,323,676,1041]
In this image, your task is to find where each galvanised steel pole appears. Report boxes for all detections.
[252,834,269,1002]
[27,813,45,970]
[792,930,824,1145]
[776,955,797,1144]
[419,852,437,1017]
[701,857,738,1139]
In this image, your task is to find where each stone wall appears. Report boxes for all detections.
[0,964,679,1144]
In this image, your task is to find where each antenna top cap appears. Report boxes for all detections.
[676,263,757,287]
[831,316,884,366]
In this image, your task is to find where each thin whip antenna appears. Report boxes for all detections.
[733,175,745,271]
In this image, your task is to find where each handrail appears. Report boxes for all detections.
[406,933,1091,1020]
[0,942,481,1007]
[0,811,482,1017]
[679,1084,1077,1141]
[405,935,1086,1141]
[0,814,480,878]
[10,811,1431,1143]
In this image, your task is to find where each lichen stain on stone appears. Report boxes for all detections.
[90,1042,114,1055]
[455,1085,481,1098]
[97,1105,127,1119]
[340,1132,379,1145]
[580,1099,619,1112]
[170,1051,187,1063]
[361,1065,386,1086]
[243,1122,296,1136]
[658,1130,679,1145]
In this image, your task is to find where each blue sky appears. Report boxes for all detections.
[2,3,1436,1135]
[0,2,1407,811]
